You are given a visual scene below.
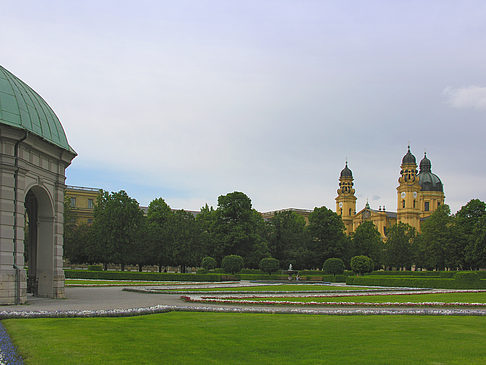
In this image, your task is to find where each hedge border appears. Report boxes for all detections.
[346,276,486,289]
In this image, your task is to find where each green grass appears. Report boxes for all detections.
[156,284,368,292]
[246,292,486,304]
[4,313,486,364]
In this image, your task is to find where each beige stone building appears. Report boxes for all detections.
[0,65,76,304]
[336,147,445,238]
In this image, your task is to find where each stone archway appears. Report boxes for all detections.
[24,186,56,298]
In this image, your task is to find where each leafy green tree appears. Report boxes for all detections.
[384,223,416,270]
[306,207,347,268]
[322,258,345,276]
[63,196,81,263]
[455,199,486,269]
[63,223,94,264]
[222,255,244,274]
[92,190,144,270]
[167,210,202,273]
[212,192,269,268]
[196,204,217,259]
[146,198,173,272]
[267,210,308,269]
[351,221,383,268]
[131,217,153,271]
[259,257,280,275]
[471,215,486,269]
[415,205,451,270]
[201,256,217,270]
[350,255,373,275]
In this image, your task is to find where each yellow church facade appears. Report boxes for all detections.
[335,147,445,238]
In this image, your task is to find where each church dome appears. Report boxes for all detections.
[340,162,353,178]
[401,146,416,165]
[0,65,75,153]
[418,153,443,192]
[419,153,431,172]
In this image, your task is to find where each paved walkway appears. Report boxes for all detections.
[0,287,485,317]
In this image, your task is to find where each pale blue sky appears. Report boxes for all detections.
[2,1,485,213]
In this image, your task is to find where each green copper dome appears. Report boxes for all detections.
[0,65,75,153]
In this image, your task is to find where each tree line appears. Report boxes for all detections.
[64,190,486,272]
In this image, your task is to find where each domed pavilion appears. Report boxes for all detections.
[0,65,76,304]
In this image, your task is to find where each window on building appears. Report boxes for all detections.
[413,200,416,208]
[88,199,94,209]
[349,208,352,216]
[402,200,405,208]
[437,202,441,207]
[70,197,76,208]
[425,201,430,211]
[87,218,93,224]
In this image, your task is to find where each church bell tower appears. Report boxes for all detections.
[336,162,357,234]
[397,146,421,231]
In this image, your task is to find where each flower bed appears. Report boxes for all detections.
[180,289,486,309]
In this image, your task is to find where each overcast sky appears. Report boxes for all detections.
[2,1,485,214]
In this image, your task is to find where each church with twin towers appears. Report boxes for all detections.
[335,146,445,238]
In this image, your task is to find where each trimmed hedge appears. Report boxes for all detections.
[87,265,103,271]
[322,258,345,275]
[439,271,455,278]
[346,276,486,289]
[367,271,441,277]
[238,274,289,281]
[454,272,479,282]
[299,270,354,277]
[64,270,235,282]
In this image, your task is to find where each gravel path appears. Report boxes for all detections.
[0,286,485,318]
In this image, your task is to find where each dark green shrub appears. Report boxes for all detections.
[222,255,244,274]
[439,271,455,278]
[322,258,345,276]
[350,256,373,275]
[64,269,231,282]
[368,271,440,277]
[201,256,217,271]
[196,268,208,274]
[454,272,480,282]
[346,275,486,289]
[87,265,103,271]
[259,258,280,275]
[238,274,287,280]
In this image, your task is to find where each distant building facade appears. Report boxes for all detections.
[65,186,100,225]
[261,208,312,223]
[335,147,445,237]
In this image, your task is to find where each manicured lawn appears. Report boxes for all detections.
[247,292,486,304]
[157,284,368,292]
[4,313,486,364]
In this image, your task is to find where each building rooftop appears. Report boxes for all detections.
[0,65,75,153]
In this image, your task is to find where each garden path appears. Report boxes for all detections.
[0,286,485,317]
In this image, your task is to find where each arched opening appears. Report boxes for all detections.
[24,186,55,297]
